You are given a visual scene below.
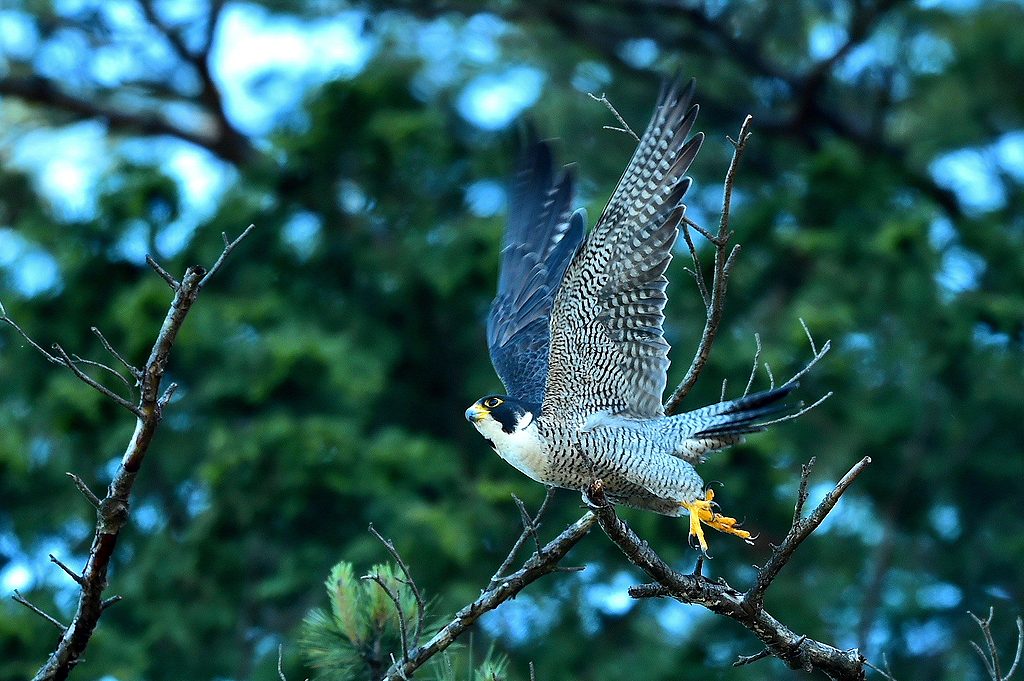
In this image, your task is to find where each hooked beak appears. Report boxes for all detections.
[465,403,488,423]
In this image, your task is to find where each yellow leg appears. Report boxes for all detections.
[679,488,753,552]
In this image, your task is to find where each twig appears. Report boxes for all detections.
[680,222,710,307]
[863,657,899,680]
[793,457,816,524]
[664,116,754,414]
[157,383,178,411]
[13,591,67,632]
[362,572,410,663]
[51,343,141,416]
[682,214,720,244]
[0,310,140,414]
[743,333,763,397]
[200,225,255,288]
[488,488,557,591]
[758,391,833,429]
[745,457,872,609]
[66,473,100,508]
[587,92,640,141]
[1010,618,1024,680]
[100,595,122,610]
[381,512,596,681]
[49,554,84,585]
[720,116,753,235]
[69,354,133,392]
[733,647,772,667]
[368,524,426,648]
[91,326,141,380]
[513,495,543,555]
[799,317,818,355]
[969,609,1024,681]
[278,644,287,681]
[783,339,832,387]
[146,255,179,290]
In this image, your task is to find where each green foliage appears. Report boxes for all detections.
[430,646,511,681]
[301,562,421,680]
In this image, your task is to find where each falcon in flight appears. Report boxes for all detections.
[466,77,796,551]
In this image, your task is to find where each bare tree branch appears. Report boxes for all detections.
[9,227,255,681]
[587,92,641,141]
[587,474,868,681]
[680,221,711,307]
[664,115,754,414]
[743,333,763,397]
[12,591,66,633]
[969,609,1024,681]
[745,457,872,610]
[200,225,256,288]
[380,512,597,681]
[68,353,133,392]
[488,488,558,591]
[361,572,410,663]
[65,472,100,508]
[368,524,427,649]
[52,343,141,415]
[48,554,84,586]
[146,255,180,290]
[0,306,144,416]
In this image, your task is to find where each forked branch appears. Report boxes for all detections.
[665,115,755,414]
[745,456,872,609]
[587,456,870,681]
[969,608,1024,681]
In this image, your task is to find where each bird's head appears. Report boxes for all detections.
[465,395,538,442]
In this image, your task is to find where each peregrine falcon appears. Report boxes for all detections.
[466,77,796,551]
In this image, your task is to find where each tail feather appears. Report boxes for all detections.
[670,384,798,461]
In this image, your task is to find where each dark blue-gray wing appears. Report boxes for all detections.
[487,138,585,404]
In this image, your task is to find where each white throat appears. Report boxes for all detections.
[473,413,547,482]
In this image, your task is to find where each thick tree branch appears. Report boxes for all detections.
[587,456,871,681]
[8,227,254,681]
[0,74,253,164]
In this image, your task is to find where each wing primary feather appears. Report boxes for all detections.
[541,74,706,420]
[487,133,584,404]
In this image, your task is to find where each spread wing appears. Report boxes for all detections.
[487,135,585,404]
[542,76,704,421]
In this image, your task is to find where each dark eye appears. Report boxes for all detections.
[484,397,503,409]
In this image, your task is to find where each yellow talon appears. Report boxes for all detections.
[679,488,753,552]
